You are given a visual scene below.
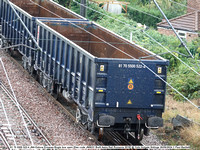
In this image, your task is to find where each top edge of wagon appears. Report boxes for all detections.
[2,0,169,65]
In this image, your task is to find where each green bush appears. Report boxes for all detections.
[122,0,187,27]
[127,7,161,28]
[70,0,80,14]
[168,63,200,101]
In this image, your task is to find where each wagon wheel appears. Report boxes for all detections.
[54,85,61,100]
[22,58,28,70]
[5,47,12,56]
[75,107,82,123]
[0,39,2,48]
[144,127,150,136]
[47,80,51,93]
[8,48,13,56]
[38,72,43,85]
[98,128,104,141]
[28,66,34,76]
[135,128,144,142]
[42,76,46,88]
[87,122,95,134]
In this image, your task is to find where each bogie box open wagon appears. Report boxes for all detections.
[0,0,169,141]
[35,18,169,140]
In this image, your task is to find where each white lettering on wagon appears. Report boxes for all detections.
[118,64,146,69]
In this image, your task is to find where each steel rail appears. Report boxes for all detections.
[0,58,35,147]
[0,131,11,150]
[0,83,52,146]
[104,131,139,146]
[0,97,17,147]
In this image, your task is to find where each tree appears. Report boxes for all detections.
[53,0,73,8]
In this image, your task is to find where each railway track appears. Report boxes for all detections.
[104,131,133,145]
[0,81,52,149]
[0,131,11,149]
[103,131,144,146]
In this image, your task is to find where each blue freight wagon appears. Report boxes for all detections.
[0,0,169,141]
[35,18,169,140]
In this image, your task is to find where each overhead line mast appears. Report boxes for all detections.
[153,0,194,59]
[80,0,87,17]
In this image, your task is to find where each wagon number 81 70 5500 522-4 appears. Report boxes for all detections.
[118,64,146,69]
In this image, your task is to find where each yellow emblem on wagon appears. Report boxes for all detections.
[127,100,132,104]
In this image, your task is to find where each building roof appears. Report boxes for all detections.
[157,11,200,32]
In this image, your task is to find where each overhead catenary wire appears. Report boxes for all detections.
[5,0,42,52]
[29,0,200,110]
[153,0,194,58]
[73,0,192,31]
[29,0,137,59]
[73,0,200,76]
[0,58,35,147]
[1,37,190,52]
[89,0,187,21]
[143,31,200,76]
[0,3,189,52]
[121,3,163,20]
[1,37,179,49]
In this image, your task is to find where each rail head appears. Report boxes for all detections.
[0,131,11,150]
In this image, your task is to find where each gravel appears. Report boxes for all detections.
[0,86,47,146]
[142,132,165,146]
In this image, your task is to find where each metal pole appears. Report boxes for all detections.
[130,32,133,42]
[5,0,41,51]
[153,0,194,58]
[80,0,86,17]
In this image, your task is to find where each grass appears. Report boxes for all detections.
[155,95,200,149]
[163,96,200,123]
[180,125,200,148]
